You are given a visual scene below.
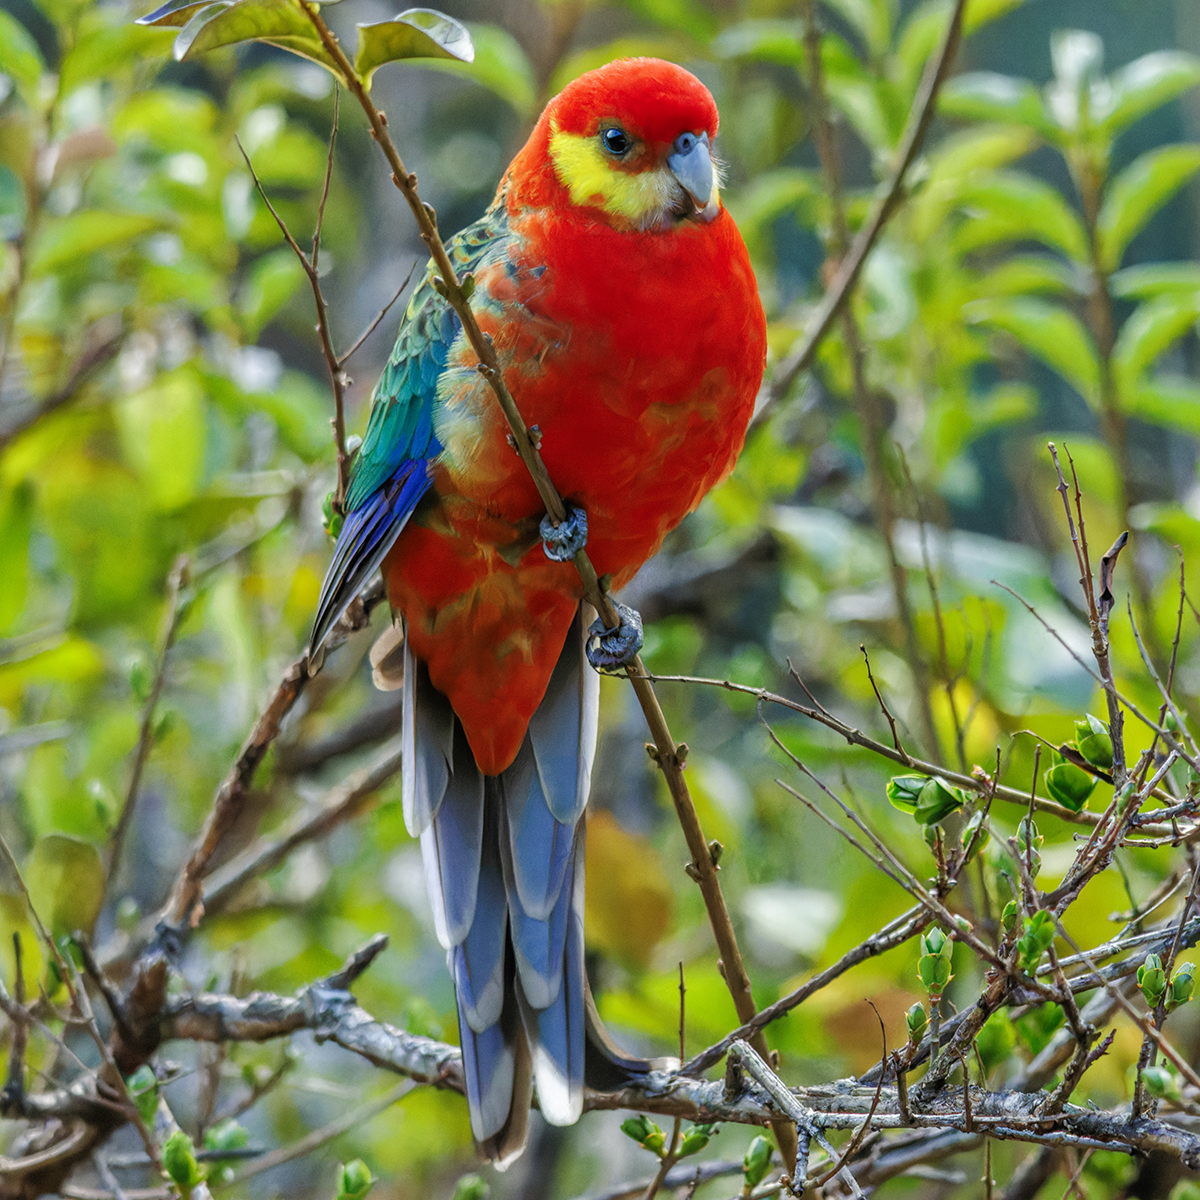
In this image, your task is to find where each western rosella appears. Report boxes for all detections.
[312,57,766,1162]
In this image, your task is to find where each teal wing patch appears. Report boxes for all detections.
[310,202,511,652]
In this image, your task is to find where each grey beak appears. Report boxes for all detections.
[667,130,715,213]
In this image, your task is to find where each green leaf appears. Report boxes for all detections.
[1113,294,1200,389]
[962,0,1025,34]
[25,835,104,938]
[1125,376,1200,437]
[0,10,45,105]
[238,247,307,338]
[711,19,804,68]
[336,1158,374,1200]
[174,0,346,81]
[940,72,1052,137]
[821,0,892,60]
[28,211,166,276]
[115,366,208,511]
[126,1064,160,1126]
[1110,262,1200,301]
[1098,145,1200,272]
[354,8,473,89]
[0,481,32,634]
[967,297,1100,406]
[136,0,217,28]
[405,23,535,118]
[954,172,1089,263]
[1098,51,1200,137]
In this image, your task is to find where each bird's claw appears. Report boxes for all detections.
[541,503,588,562]
[587,602,644,670]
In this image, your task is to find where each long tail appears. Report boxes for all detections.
[402,606,656,1164]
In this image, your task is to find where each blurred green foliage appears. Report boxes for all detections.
[2,0,1200,1197]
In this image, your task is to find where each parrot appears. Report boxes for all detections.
[311,57,766,1164]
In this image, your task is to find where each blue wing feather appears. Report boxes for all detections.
[309,202,510,654]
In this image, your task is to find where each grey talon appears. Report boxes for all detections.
[541,503,588,562]
[587,602,644,670]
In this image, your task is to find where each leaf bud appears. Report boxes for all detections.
[921,928,949,958]
[1016,910,1054,974]
[918,929,954,1000]
[906,1002,927,1045]
[125,1064,158,1127]
[1000,900,1019,937]
[679,1123,717,1156]
[886,774,965,826]
[620,1114,666,1155]
[1016,817,1043,877]
[1074,714,1113,768]
[1167,962,1196,1012]
[1138,953,1168,1009]
[1142,1064,1182,1103]
[743,1135,773,1190]
[450,1175,489,1200]
[960,811,990,862]
[162,1130,205,1191]
[1044,755,1096,813]
[336,1160,375,1200]
[322,491,343,540]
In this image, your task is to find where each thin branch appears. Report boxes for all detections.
[226,1080,411,1184]
[236,132,350,512]
[0,327,123,453]
[337,265,415,369]
[156,580,384,933]
[105,554,190,894]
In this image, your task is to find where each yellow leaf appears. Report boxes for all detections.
[584,811,673,969]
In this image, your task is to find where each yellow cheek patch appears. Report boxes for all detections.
[548,124,676,226]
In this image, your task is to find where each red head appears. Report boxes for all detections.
[506,59,723,231]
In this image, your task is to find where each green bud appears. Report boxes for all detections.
[906,1002,927,1045]
[1138,953,1168,1009]
[1074,714,1113,769]
[1167,962,1196,1012]
[322,492,344,540]
[921,928,949,958]
[1044,755,1096,813]
[886,774,965,826]
[918,929,954,1000]
[125,1064,158,1127]
[204,1119,248,1158]
[1142,1064,1182,1103]
[620,1114,666,1155]
[1165,710,1180,733]
[130,657,152,703]
[162,1130,205,1192]
[1016,818,1043,877]
[1016,911,1054,974]
[450,1175,488,1200]
[743,1135,773,1190]
[960,812,990,862]
[679,1123,717,1157]
[1000,900,1019,937]
[336,1160,375,1200]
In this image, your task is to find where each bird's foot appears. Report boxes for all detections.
[587,602,644,670]
[541,503,588,562]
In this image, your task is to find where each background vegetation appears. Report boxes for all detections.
[4,0,1200,1197]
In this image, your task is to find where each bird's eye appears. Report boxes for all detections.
[601,128,630,157]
